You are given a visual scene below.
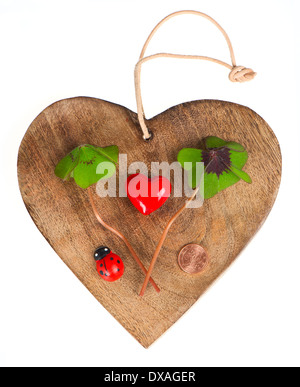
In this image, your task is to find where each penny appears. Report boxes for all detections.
[178,244,209,274]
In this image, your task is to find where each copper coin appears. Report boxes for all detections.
[178,244,209,274]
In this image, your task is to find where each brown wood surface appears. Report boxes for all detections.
[17,97,281,347]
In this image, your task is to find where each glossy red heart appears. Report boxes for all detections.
[126,174,172,215]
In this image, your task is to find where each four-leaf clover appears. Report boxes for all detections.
[177,136,251,199]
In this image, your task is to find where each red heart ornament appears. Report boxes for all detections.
[126,174,172,215]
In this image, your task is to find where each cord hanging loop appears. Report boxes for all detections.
[134,10,256,141]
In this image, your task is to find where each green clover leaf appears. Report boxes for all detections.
[177,136,252,199]
[55,144,119,189]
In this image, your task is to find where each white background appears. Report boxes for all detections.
[0,0,299,367]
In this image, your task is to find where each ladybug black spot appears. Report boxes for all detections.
[110,257,113,261]
[100,270,104,275]
[117,260,120,264]
[100,264,103,267]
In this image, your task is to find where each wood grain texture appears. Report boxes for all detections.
[17,97,281,347]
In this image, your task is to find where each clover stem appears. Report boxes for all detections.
[87,186,160,293]
[139,187,200,297]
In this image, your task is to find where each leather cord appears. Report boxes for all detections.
[134,10,256,140]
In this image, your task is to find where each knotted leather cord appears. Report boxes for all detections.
[134,10,256,140]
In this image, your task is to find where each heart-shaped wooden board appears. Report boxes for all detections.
[17,97,281,347]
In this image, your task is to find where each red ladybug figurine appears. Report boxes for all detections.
[94,246,124,282]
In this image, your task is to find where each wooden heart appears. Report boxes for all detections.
[17,97,281,347]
